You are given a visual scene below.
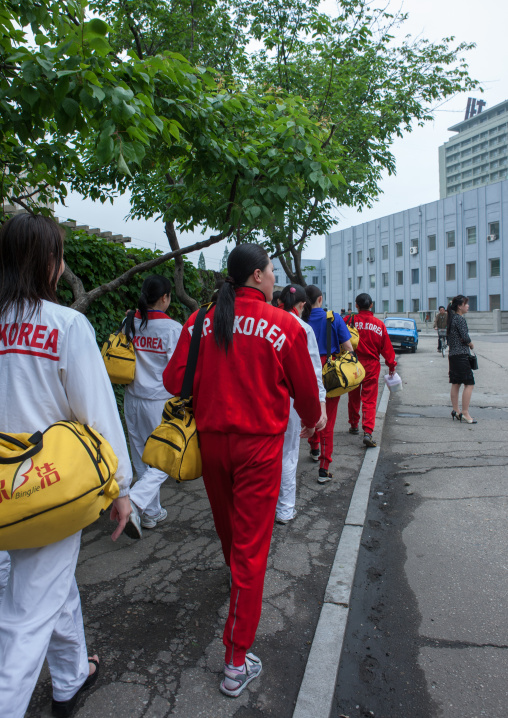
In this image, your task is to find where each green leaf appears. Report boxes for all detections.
[117,152,133,178]
[21,86,39,107]
[62,98,80,117]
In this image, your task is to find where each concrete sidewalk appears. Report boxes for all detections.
[334,333,508,718]
[26,380,383,718]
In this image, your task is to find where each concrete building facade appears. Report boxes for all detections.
[272,256,328,303]
[439,99,508,199]
[326,180,508,314]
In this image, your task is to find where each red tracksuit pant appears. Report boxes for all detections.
[308,356,340,471]
[199,431,284,666]
[348,359,381,435]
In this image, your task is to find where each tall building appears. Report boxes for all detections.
[439,98,508,199]
[326,180,507,313]
[272,257,327,303]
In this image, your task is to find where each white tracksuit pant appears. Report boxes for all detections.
[276,400,300,521]
[0,551,10,605]
[124,393,169,517]
[0,532,88,718]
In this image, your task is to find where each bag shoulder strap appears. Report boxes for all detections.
[326,311,334,359]
[180,305,209,401]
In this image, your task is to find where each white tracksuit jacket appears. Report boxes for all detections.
[124,310,182,516]
[0,299,132,717]
[276,313,326,520]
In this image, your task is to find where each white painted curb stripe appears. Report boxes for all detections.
[292,383,391,718]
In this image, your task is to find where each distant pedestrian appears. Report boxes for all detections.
[448,295,476,424]
[276,285,327,524]
[164,245,320,697]
[271,289,282,307]
[123,276,182,537]
[433,306,448,351]
[347,293,397,448]
[304,285,353,483]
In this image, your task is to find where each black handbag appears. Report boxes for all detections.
[468,352,478,371]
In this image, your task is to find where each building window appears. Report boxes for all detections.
[382,272,389,287]
[467,261,477,279]
[323,276,326,285]
[489,294,500,311]
[490,258,501,277]
[412,299,420,312]
[382,245,388,260]
[369,247,375,262]
[396,270,403,285]
[357,276,362,289]
[348,253,351,267]
[469,295,477,311]
[274,275,279,284]
[488,221,500,239]
[369,274,375,288]
[396,241,403,257]
[446,230,456,248]
[396,299,404,312]
[428,266,437,282]
[382,300,389,312]
[348,302,352,312]
[348,277,352,290]
[428,297,437,310]
[446,263,456,281]
[411,238,419,252]
[411,268,419,284]
[357,250,363,264]
[428,234,436,251]
[466,226,477,244]
[312,275,319,284]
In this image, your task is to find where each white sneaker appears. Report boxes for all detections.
[141,508,168,529]
[219,653,262,697]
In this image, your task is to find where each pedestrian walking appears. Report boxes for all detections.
[163,244,321,697]
[304,285,353,483]
[433,305,448,351]
[124,276,182,536]
[448,295,477,424]
[0,214,132,718]
[347,293,397,448]
[275,284,327,525]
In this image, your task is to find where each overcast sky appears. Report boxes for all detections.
[57,0,508,270]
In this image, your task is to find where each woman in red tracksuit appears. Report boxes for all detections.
[163,244,320,698]
[347,293,397,447]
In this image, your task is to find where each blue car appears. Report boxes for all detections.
[384,317,419,353]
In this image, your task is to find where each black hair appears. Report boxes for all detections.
[0,213,64,322]
[439,305,445,310]
[302,284,322,321]
[356,293,372,311]
[138,275,172,329]
[213,243,270,352]
[271,290,282,307]
[279,284,308,314]
[446,295,468,334]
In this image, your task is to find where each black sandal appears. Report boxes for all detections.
[51,658,99,718]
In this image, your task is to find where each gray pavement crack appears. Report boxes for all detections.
[420,636,508,650]
[422,494,508,501]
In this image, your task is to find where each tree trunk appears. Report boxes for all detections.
[165,220,199,312]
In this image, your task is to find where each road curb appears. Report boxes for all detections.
[292,383,390,718]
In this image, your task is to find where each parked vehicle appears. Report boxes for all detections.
[384,317,419,353]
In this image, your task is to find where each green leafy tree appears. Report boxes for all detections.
[198,251,206,270]
[221,245,229,271]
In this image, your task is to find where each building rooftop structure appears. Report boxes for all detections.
[439,98,508,199]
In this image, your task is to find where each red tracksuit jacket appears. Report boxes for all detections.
[350,311,397,370]
[163,287,321,435]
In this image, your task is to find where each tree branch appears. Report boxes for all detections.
[61,263,86,302]
[165,219,199,312]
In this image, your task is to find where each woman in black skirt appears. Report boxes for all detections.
[447,295,477,424]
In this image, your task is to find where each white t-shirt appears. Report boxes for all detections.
[0,300,132,495]
[292,313,327,403]
[125,310,182,400]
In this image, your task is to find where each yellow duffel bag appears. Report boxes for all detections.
[142,396,202,483]
[101,310,136,385]
[0,421,119,550]
[322,350,366,398]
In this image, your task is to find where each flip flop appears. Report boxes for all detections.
[51,658,99,718]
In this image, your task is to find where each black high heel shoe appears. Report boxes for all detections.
[451,410,461,421]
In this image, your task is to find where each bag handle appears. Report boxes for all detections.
[0,431,43,465]
[326,310,334,359]
[180,305,210,401]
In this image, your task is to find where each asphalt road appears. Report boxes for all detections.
[333,332,508,718]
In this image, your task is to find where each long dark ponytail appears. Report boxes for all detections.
[447,294,468,335]
[214,243,270,352]
[138,275,172,329]
[302,284,322,321]
[279,284,308,313]
[0,213,64,322]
